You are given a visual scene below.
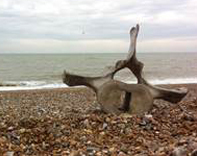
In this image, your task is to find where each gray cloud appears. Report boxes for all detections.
[0,0,196,53]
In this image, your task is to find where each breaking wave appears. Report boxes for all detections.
[0,77,196,91]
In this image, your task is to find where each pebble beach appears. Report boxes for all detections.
[0,84,197,155]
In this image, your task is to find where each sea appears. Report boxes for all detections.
[0,53,197,91]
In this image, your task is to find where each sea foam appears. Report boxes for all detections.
[0,77,196,91]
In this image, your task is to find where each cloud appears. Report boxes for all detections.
[0,0,196,53]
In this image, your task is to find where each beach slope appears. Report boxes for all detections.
[0,84,197,155]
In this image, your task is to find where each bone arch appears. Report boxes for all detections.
[63,24,188,114]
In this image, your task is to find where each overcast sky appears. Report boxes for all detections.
[0,0,197,53]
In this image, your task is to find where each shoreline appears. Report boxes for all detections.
[0,82,196,92]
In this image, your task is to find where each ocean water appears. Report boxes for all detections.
[0,53,197,91]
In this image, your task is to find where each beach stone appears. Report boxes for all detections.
[25,145,34,155]
[144,114,154,123]
[139,119,147,126]
[6,151,14,156]
[80,136,87,142]
[87,146,99,153]
[7,133,20,145]
[83,119,90,128]
[42,142,50,150]
[19,128,26,134]
[102,149,109,154]
[105,117,111,122]
[118,123,126,129]
[180,112,196,121]
[125,127,132,134]
[170,146,187,156]
[102,122,108,129]
[109,147,115,153]
[177,138,188,146]
[7,126,14,131]
[118,151,127,156]
[191,149,197,156]
[70,151,80,156]
[96,151,102,156]
[87,152,94,156]
[188,141,197,151]
[62,129,70,136]
[120,144,128,153]
[100,131,105,135]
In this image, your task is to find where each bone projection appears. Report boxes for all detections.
[63,24,188,114]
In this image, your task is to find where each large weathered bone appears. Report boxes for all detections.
[111,24,145,84]
[63,71,124,114]
[63,24,188,114]
[97,80,153,114]
[63,71,113,93]
[63,72,154,114]
[110,24,188,103]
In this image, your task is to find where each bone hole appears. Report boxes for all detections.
[114,68,137,84]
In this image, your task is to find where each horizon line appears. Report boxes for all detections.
[0,51,197,54]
